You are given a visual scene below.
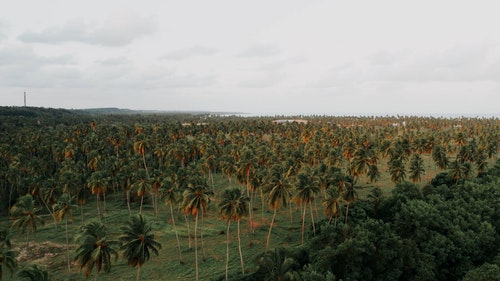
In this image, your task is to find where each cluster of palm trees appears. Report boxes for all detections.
[1,113,499,280]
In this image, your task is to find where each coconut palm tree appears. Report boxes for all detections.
[408,153,425,183]
[218,188,249,279]
[322,187,342,226]
[53,194,77,272]
[343,182,358,225]
[119,214,161,281]
[293,168,320,245]
[162,178,184,264]
[182,182,212,281]
[74,221,118,280]
[17,264,50,281]
[10,194,44,251]
[264,164,293,253]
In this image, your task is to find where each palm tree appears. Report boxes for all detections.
[218,188,249,279]
[255,247,298,281]
[432,144,449,170]
[10,194,44,250]
[322,187,342,226]
[0,248,17,281]
[162,179,184,264]
[74,221,118,280]
[182,183,212,281]
[408,153,425,183]
[343,182,358,225]
[293,168,320,245]
[53,194,77,272]
[17,264,50,281]
[119,214,161,281]
[388,158,406,183]
[264,164,292,253]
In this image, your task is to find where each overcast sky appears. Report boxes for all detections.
[1,0,500,116]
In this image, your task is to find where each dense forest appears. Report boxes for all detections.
[0,106,499,281]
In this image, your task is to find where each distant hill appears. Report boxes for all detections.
[0,106,244,117]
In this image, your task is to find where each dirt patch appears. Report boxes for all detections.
[15,241,67,265]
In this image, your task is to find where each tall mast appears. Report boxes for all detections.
[24,91,27,107]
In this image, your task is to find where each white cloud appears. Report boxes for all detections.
[18,14,157,46]
[161,46,218,61]
[237,72,285,88]
[238,44,281,58]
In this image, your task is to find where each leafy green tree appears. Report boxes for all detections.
[119,214,161,281]
[17,264,50,281]
[74,221,118,280]
[10,194,44,250]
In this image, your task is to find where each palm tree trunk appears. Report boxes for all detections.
[301,204,306,245]
[201,208,206,261]
[266,208,277,253]
[136,265,141,281]
[169,201,183,264]
[237,219,244,274]
[80,203,84,225]
[66,218,71,272]
[40,195,58,229]
[184,213,192,249]
[345,202,350,225]
[26,229,30,250]
[194,212,199,281]
[96,192,101,222]
[225,220,230,281]
[248,187,254,233]
[103,192,107,221]
[309,201,316,235]
[139,194,144,214]
[289,203,294,227]
[126,189,131,216]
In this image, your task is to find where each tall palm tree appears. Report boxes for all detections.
[74,221,118,281]
[182,183,212,281]
[53,194,77,272]
[293,169,320,245]
[322,187,342,226]
[388,158,406,183]
[10,194,44,250]
[119,214,161,281]
[408,153,425,183]
[162,179,184,264]
[343,182,358,225]
[264,164,292,253]
[17,264,50,281]
[218,188,249,279]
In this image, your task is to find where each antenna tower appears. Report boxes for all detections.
[24,91,26,107]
